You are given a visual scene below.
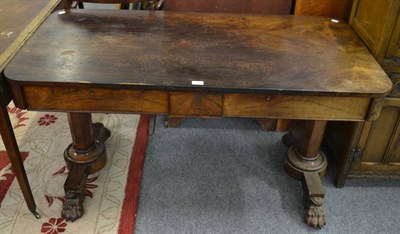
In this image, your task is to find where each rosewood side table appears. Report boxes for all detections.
[4,10,392,227]
[0,0,61,218]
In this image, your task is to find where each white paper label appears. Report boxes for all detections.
[331,19,339,23]
[191,80,204,86]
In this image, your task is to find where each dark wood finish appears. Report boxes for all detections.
[286,0,353,132]
[165,0,292,14]
[325,0,400,187]
[170,92,223,117]
[21,86,169,113]
[5,12,390,96]
[0,0,61,218]
[294,0,354,21]
[164,0,292,129]
[224,94,373,121]
[4,10,391,227]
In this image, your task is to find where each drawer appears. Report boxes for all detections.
[223,94,371,121]
[170,92,223,116]
[22,86,169,113]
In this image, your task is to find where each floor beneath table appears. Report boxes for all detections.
[135,116,400,233]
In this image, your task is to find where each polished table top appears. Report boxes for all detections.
[5,10,391,97]
[1,0,60,101]
[0,0,60,72]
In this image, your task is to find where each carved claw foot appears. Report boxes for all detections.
[61,191,85,222]
[61,163,87,222]
[304,197,326,228]
[301,172,326,228]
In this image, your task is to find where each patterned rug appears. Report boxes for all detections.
[0,102,149,234]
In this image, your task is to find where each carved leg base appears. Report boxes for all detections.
[62,121,110,222]
[284,146,327,179]
[284,146,327,228]
[302,172,326,228]
[62,165,87,222]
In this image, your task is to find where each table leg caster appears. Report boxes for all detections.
[31,210,41,219]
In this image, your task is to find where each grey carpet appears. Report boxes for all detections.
[135,117,400,234]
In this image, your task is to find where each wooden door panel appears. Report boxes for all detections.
[387,15,400,58]
[389,123,400,163]
[352,98,400,170]
[360,106,398,162]
[349,0,400,63]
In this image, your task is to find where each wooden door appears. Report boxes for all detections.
[349,0,400,63]
[350,98,400,173]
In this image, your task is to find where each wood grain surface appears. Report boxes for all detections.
[165,0,292,14]
[0,0,60,71]
[294,0,353,21]
[5,10,391,97]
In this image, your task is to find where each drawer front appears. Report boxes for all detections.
[22,86,169,113]
[223,94,371,121]
[170,92,223,116]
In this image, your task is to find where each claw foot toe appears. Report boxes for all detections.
[61,194,84,222]
[305,197,326,228]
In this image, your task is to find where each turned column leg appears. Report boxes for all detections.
[0,99,39,218]
[284,120,328,228]
[62,113,110,222]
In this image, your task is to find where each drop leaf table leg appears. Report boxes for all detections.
[0,98,40,218]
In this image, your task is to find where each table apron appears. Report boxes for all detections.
[17,86,375,121]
